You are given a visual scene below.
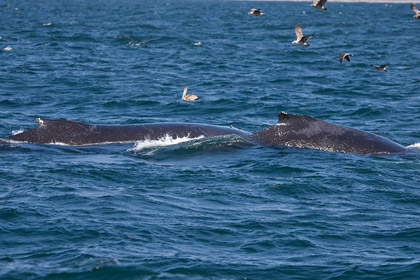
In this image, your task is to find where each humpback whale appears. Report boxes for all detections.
[4,118,250,146]
[253,112,406,154]
[3,112,407,155]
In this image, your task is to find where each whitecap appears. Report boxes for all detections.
[128,39,148,46]
[3,46,12,51]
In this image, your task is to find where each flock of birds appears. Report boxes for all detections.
[182,1,419,101]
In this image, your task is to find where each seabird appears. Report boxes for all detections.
[371,64,389,72]
[311,0,328,10]
[339,53,352,63]
[410,3,420,19]
[248,7,266,16]
[182,86,198,101]
[292,23,314,46]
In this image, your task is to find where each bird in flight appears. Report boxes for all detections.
[248,7,266,16]
[339,53,353,63]
[410,3,420,19]
[292,23,314,46]
[311,0,328,11]
[371,64,389,72]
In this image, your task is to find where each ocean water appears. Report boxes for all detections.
[1,0,420,279]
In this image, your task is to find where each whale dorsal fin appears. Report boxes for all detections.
[278,112,321,123]
[278,111,289,122]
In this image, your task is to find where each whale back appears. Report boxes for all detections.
[5,114,407,154]
[7,119,96,145]
[253,112,406,154]
[6,118,250,145]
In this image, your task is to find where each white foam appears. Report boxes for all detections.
[128,40,149,46]
[128,41,140,46]
[12,129,24,135]
[43,23,52,26]
[3,46,12,51]
[407,143,420,149]
[128,134,204,152]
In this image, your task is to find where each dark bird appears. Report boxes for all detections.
[410,3,420,19]
[371,64,389,72]
[339,53,352,63]
[248,7,266,16]
[311,0,328,10]
[292,23,314,46]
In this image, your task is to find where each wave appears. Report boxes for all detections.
[128,134,205,153]
[407,143,420,153]
[128,134,253,159]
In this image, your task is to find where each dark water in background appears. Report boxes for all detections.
[1,0,420,279]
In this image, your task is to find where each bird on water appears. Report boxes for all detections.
[182,86,198,101]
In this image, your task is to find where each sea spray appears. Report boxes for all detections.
[127,134,205,153]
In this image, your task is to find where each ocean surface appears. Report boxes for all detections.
[1,0,420,279]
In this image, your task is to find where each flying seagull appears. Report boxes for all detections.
[410,3,420,19]
[292,23,314,46]
[311,0,328,10]
[248,7,266,16]
[339,53,352,63]
[371,64,389,72]
[182,86,198,101]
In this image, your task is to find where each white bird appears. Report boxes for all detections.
[311,0,328,10]
[292,23,314,46]
[182,86,198,101]
[248,7,266,16]
[410,3,420,19]
[371,64,389,72]
[339,53,352,63]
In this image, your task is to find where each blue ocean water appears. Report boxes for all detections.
[1,0,420,279]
